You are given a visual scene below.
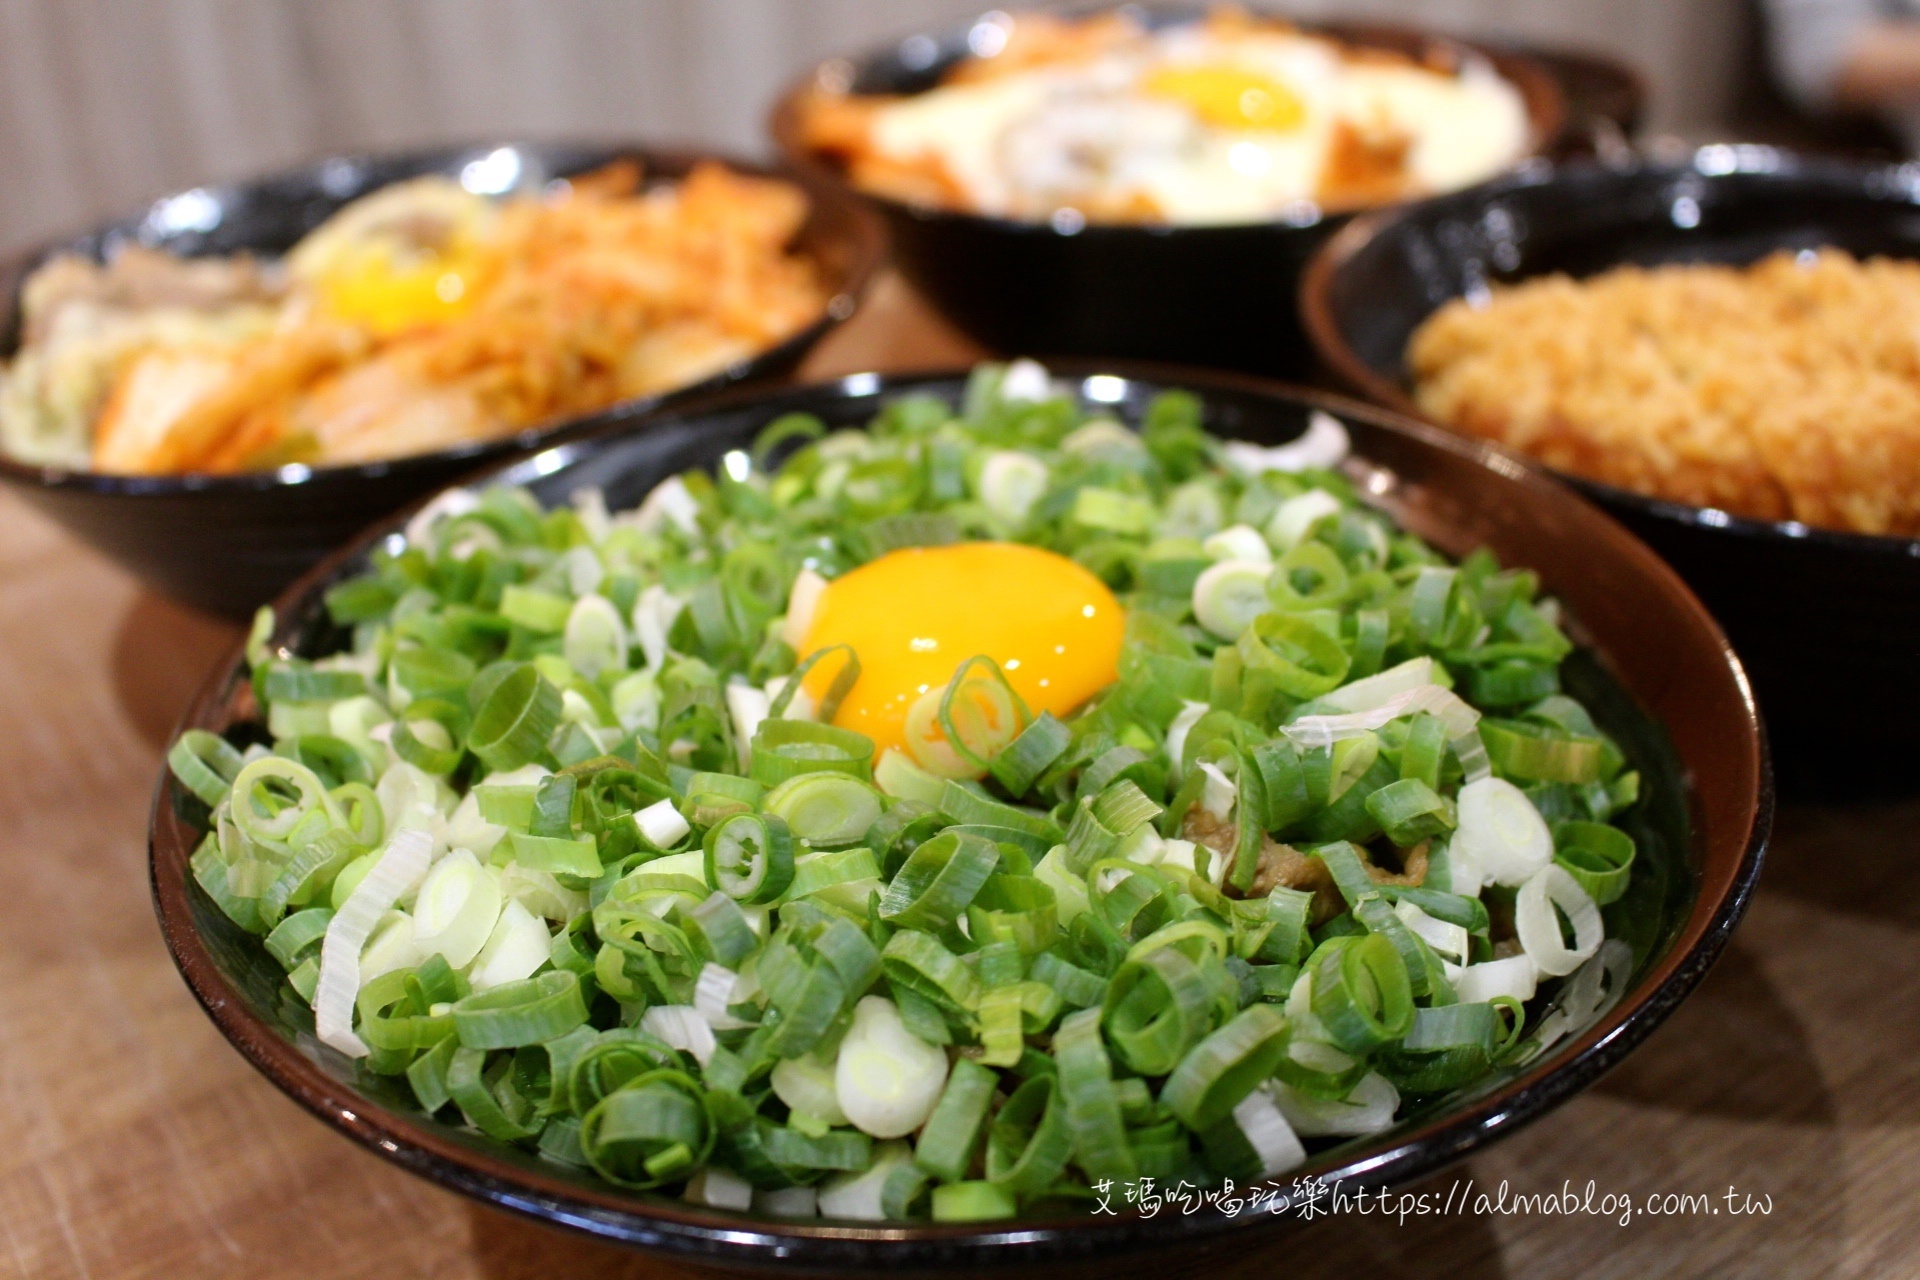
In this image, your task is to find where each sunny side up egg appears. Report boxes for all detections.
[861,26,1526,225]
[797,542,1124,766]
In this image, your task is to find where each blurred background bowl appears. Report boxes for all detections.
[152,364,1766,1269]
[0,140,884,621]
[771,5,1564,381]
[1299,145,1920,798]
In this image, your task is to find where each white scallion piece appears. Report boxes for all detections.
[1118,823,1165,865]
[998,357,1052,402]
[631,584,685,673]
[632,475,700,536]
[1061,419,1138,454]
[562,593,627,680]
[1192,559,1272,640]
[1270,1071,1400,1138]
[328,695,392,763]
[754,1185,819,1217]
[559,688,607,733]
[683,1165,754,1210]
[834,996,948,1139]
[498,863,586,923]
[570,486,611,542]
[816,1140,913,1220]
[1198,761,1236,820]
[315,827,434,1057]
[1395,899,1469,964]
[609,671,663,735]
[358,911,422,983]
[978,450,1050,523]
[634,798,691,850]
[1454,777,1554,886]
[1225,411,1350,477]
[725,681,772,771]
[873,747,946,804]
[1452,954,1539,1004]
[1453,730,1495,783]
[1202,523,1272,565]
[642,1004,718,1067]
[1158,837,1200,876]
[771,1054,849,1130]
[561,544,604,598]
[1267,488,1345,550]
[641,851,707,883]
[695,963,756,1031]
[1284,682,1479,750]
[763,675,815,721]
[402,486,479,551]
[467,899,550,991]
[1521,939,1632,1061]
[1287,1033,1359,1077]
[376,761,448,844]
[1034,846,1090,923]
[1444,842,1487,899]
[483,763,552,787]
[1318,657,1439,713]
[1516,865,1604,977]
[1232,1089,1308,1177]
[780,568,830,650]
[411,849,503,968]
[1198,843,1227,886]
[1163,699,1209,779]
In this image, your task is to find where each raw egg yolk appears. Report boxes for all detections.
[799,542,1124,756]
[1143,64,1307,131]
[316,240,487,336]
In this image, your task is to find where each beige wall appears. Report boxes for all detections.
[0,0,1749,255]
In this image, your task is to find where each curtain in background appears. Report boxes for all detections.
[0,0,1744,253]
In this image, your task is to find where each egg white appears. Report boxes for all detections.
[863,24,1529,224]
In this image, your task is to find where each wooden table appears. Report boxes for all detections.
[3,274,1914,1280]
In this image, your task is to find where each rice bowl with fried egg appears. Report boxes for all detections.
[797,9,1533,225]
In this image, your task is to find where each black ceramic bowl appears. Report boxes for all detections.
[771,7,1563,380]
[151,365,1767,1273]
[1299,145,1920,797]
[0,141,884,620]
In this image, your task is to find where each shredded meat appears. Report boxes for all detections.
[21,246,285,345]
[1183,808,1428,924]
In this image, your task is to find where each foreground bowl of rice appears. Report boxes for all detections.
[1300,146,1920,797]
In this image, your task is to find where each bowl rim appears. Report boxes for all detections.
[148,361,1770,1267]
[767,3,1567,237]
[0,137,886,500]
[1297,142,1920,556]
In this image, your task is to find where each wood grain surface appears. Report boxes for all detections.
[1,273,1912,1280]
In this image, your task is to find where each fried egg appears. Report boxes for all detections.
[797,542,1124,757]
[288,177,497,336]
[854,18,1528,224]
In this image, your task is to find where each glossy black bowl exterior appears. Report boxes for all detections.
[771,9,1562,380]
[0,142,883,620]
[1300,146,1920,796]
[152,366,1767,1272]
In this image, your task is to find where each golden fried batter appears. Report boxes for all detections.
[1409,249,1920,536]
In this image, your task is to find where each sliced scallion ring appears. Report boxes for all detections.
[704,812,796,904]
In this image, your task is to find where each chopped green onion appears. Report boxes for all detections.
[763,773,882,848]
[704,812,796,904]
[167,361,1641,1219]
